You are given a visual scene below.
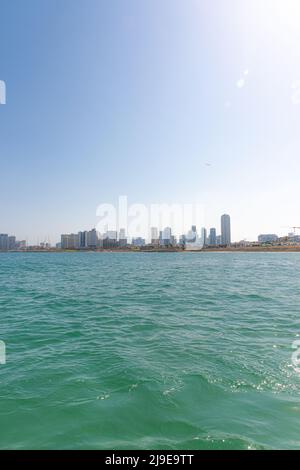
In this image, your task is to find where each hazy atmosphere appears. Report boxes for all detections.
[1,0,300,243]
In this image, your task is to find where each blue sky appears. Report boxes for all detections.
[1,0,300,243]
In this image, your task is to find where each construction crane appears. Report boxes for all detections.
[282,226,300,235]
[289,227,300,235]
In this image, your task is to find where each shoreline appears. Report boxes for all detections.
[2,246,300,254]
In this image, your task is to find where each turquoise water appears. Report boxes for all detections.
[0,252,299,449]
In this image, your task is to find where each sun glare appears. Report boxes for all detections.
[259,0,300,33]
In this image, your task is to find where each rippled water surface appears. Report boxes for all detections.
[0,252,300,449]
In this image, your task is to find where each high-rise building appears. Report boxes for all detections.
[72,233,80,249]
[17,240,26,249]
[8,236,16,250]
[86,229,98,248]
[61,233,79,249]
[61,229,99,249]
[162,227,172,245]
[200,227,207,246]
[159,230,163,245]
[119,228,126,240]
[102,230,118,249]
[106,230,117,241]
[171,235,177,246]
[150,227,159,245]
[209,228,217,246]
[78,231,88,248]
[119,228,127,247]
[132,237,145,247]
[186,225,197,242]
[0,234,9,251]
[179,234,186,246]
[258,234,278,243]
[221,214,231,245]
[97,236,104,248]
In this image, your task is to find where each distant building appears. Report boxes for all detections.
[162,227,172,245]
[132,237,145,247]
[40,241,51,249]
[200,227,207,246]
[119,228,126,239]
[86,229,98,248]
[179,234,186,246]
[158,230,163,245]
[209,228,217,246]
[102,238,117,249]
[106,230,117,241]
[216,235,222,246]
[16,240,26,249]
[0,234,8,251]
[221,214,231,246]
[186,226,197,242]
[78,231,88,248]
[8,236,16,250]
[61,229,99,249]
[61,234,68,250]
[258,234,278,244]
[151,227,159,245]
[288,234,300,243]
[119,228,127,247]
[171,235,177,246]
[101,230,118,248]
[61,233,79,249]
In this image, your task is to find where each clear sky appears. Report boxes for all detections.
[1,0,300,244]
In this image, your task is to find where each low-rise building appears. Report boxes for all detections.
[132,237,145,247]
[258,234,278,244]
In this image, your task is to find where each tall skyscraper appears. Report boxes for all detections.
[162,227,172,245]
[200,227,207,246]
[103,230,118,249]
[78,231,88,248]
[150,227,159,245]
[159,230,163,246]
[132,237,145,247]
[150,227,158,240]
[106,230,117,241]
[61,233,79,249]
[8,236,16,250]
[87,229,98,248]
[186,225,197,242]
[209,228,217,246]
[221,214,231,246]
[119,228,126,240]
[119,228,127,247]
[0,234,9,251]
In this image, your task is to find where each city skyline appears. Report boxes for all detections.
[0,208,298,246]
[3,212,231,247]
[2,212,300,249]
